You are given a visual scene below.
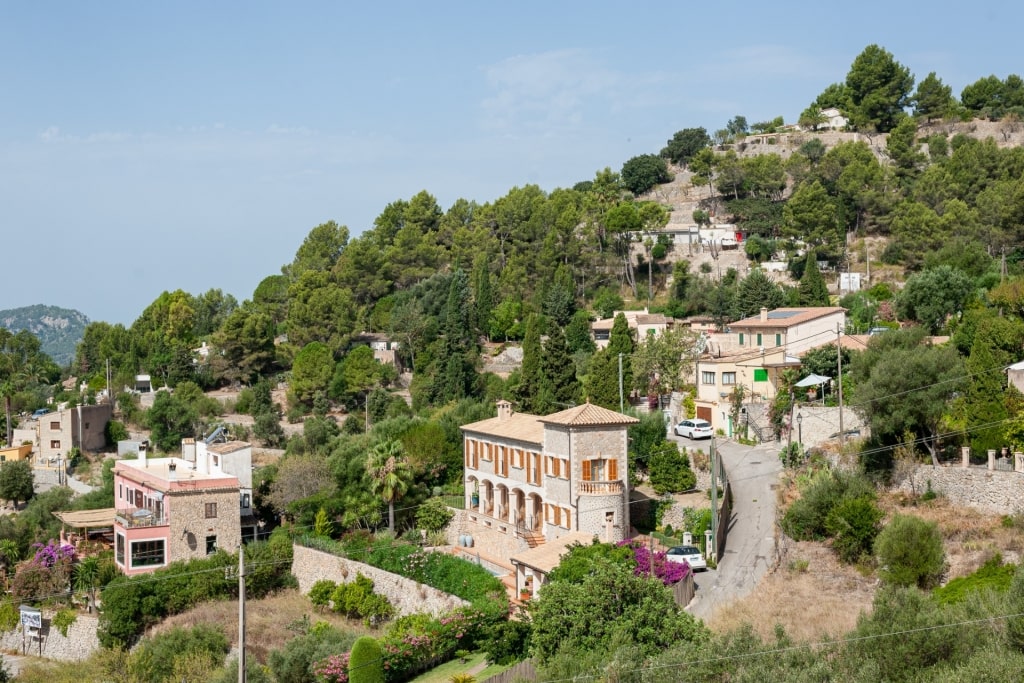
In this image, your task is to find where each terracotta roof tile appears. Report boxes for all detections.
[461,413,544,445]
[729,307,845,329]
[539,402,639,426]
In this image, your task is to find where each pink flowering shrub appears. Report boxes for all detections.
[377,608,485,682]
[314,652,350,683]
[617,540,692,585]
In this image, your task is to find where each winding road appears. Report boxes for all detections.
[670,435,783,622]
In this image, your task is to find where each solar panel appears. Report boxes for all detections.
[766,310,802,319]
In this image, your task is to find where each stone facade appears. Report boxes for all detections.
[0,611,100,662]
[168,487,242,563]
[291,544,468,617]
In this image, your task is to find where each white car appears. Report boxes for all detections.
[666,545,707,571]
[675,419,713,439]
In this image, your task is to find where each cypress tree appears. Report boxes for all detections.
[799,250,831,306]
[513,314,543,413]
[348,635,385,683]
[539,324,581,413]
[605,312,635,394]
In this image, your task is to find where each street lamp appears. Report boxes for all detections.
[796,413,803,448]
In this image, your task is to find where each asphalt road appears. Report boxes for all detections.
[670,435,783,622]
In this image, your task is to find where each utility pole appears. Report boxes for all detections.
[837,323,845,449]
[237,547,246,683]
[618,353,624,414]
[709,437,718,562]
[787,390,795,456]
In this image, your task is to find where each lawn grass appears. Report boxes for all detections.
[408,651,508,683]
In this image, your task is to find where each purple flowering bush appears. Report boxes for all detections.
[11,540,77,603]
[617,540,692,585]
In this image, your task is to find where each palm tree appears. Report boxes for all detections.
[73,556,100,613]
[365,439,413,534]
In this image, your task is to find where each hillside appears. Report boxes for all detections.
[0,304,88,366]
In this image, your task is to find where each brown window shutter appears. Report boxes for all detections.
[582,460,592,481]
[608,458,618,481]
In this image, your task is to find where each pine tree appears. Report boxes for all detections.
[435,269,478,403]
[736,268,785,318]
[799,251,830,306]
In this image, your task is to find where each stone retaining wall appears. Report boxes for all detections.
[291,544,468,617]
[894,464,1024,515]
[0,611,100,661]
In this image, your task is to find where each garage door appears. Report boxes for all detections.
[696,406,712,422]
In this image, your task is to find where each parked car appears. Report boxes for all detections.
[674,418,713,439]
[666,545,707,571]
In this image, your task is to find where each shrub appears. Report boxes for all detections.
[824,496,884,563]
[875,514,946,589]
[379,608,487,682]
[349,636,384,683]
[781,469,875,541]
[310,579,337,611]
[934,555,1015,605]
[648,442,696,494]
[416,497,454,534]
[271,626,356,683]
[51,608,77,637]
[479,619,531,665]
[133,624,229,682]
[331,573,394,624]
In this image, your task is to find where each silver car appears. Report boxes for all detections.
[674,418,713,439]
[666,545,707,571]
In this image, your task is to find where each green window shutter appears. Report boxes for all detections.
[739,333,744,345]
[754,369,768,382]
[776,333,781,347]
[756,333,762,346]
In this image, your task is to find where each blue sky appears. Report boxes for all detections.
[0,2,1016,325]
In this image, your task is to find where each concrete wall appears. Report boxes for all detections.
[0,611,100,662]
[894,464,1024,515]
[291,544,469,617]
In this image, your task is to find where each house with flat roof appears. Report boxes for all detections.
[113,443,243,576]
[460,400,638,596]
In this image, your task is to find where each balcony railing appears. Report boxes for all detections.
[577,480,624,495]
[115,507,168,528]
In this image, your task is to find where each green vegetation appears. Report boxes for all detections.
[874,513,946,589]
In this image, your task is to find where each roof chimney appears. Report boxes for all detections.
[760,307,768,322]
[496,399,513,421]
[181,438,196,464]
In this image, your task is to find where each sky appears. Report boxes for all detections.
[0,1,1017,325]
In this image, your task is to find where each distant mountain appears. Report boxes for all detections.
[0,304,89,367]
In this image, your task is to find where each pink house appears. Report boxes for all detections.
[113,445,242,576]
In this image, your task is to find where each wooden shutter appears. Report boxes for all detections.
[608,458,618,481]
[582,460,592,481]
[563,506,572,528]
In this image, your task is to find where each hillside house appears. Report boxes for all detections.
[694,307,846,434]
[592,309,675,349]
[460,400,638,596]
[113,442,245,576]
[36,404,112,464]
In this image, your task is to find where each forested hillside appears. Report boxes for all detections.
[0,304,88,366]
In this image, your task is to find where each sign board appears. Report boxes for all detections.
[20,606,41,629]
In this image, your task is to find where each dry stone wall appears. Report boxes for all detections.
[0,611,100,662]
[894,464,1024,516]
[291,544,468,617]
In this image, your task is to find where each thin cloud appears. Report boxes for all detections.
[480,49,624,134]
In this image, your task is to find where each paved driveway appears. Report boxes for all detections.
[677,438,783,622]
